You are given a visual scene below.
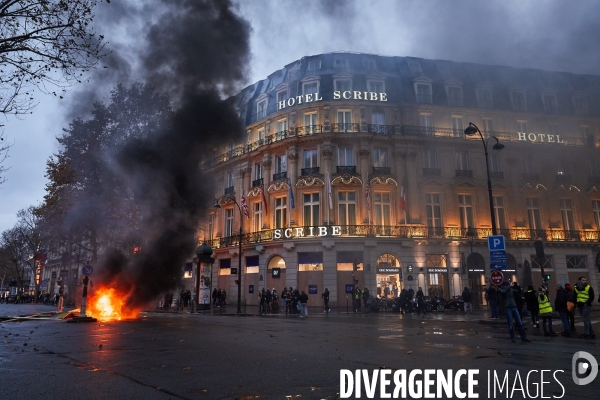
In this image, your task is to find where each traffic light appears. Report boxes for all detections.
[543,274,551,281]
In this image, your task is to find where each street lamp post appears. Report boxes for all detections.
[464,123,504,236]
[214,198,243,314]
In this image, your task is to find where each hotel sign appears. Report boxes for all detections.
[517,132,564,144]
[274,225,342,239]
[278,91,387,110]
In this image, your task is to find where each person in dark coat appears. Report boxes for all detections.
[416,287,425,314]
[511,282,527,317]
[524,285,539,328]
[564,283,576,331]
[486,284,499,319]
[322,288,330,313]
[462,287,473,313]
[554,284,570,337]
[212,288,218,306]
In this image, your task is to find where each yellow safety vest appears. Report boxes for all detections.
[538,293,552,314]
[574,285,590,303]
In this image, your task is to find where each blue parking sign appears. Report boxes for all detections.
[487,235,505,251]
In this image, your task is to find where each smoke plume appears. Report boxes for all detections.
[76,0,250,310]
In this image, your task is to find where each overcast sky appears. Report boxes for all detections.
[2,0,600,232]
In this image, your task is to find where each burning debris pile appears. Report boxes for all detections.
[38,0,250,319]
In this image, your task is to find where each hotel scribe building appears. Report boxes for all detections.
[202,52,600,309]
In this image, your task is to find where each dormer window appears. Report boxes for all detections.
[277,90,288,104]
[257,100,267,119]
[335,79,352,92]
[415,83,432,104]
[334,58,349,72]
[446,86,463,107]
[368,80,385,93]
[307,60,321,74]
[573,96,589,116]
[303,81,319,95]
[363,59,377,71]
[542,93,558,114]
[476,87,492,109]
[510,91,527,112]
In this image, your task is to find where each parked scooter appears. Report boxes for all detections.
[425,297,446,312]
[444,296,464,311]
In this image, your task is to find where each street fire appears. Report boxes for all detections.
[89,287,139,321]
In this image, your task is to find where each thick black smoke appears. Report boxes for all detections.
[88,0,250,310]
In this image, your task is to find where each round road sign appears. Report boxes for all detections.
[82,264,94,276]
[490,270,504,285]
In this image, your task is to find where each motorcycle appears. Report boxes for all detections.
[445,296,464,311]
[425,296,446,312]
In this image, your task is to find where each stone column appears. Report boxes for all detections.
[359,147,371,224]
[394,149,406,224]
[321,143,333,224]
[405,151,418,224]
[287,148,299,225]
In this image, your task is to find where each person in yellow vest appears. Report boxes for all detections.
[538,286,557,337]
[574,276,596,339]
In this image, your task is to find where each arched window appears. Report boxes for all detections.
[467,253,485,271]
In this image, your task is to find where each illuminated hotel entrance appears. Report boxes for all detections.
[426,254,449,300]
[376,254,402,298]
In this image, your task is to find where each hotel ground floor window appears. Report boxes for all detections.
[244,255,260,306]
[217,259,231,296]
[426,254,448,299]
[467,253,486,307]
[266,256,286,306]
[298,252,324,307]
[375,253,402,298]
[336,251,364,307]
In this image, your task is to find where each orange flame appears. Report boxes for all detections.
[89,286,140,321]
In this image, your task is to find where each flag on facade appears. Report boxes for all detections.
[365,181,371,211]
[260,183,269,215]
[288,178,295,209]
[399,176,406,210]
[326,170,333,210]
[240,188,250,219]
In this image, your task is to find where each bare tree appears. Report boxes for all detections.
[0,129,11,184]
[0,0,108,116]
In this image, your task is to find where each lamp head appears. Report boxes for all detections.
[464,124,478,136]
[213,203,221,209]
[466,226,476,239]
[492,137,505,151]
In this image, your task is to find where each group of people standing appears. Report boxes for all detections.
[486,276,596,342]
[211,288,227,307]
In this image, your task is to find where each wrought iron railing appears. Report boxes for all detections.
[203,226,600,250]
[296,125,322,136]
[455,169,473,177]
[272,171,287,181]
[252,178,263,188]
[367,124,397,134]
[202,124,590,170]
[555,174,571,183]
[336,166,356,174]
[331,123,360,133]
[422,168,440,176]
[301,167,320,176]
[372,166,391,175]
[224,186,235,195]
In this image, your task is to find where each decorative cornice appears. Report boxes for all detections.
[554,184,580,193]
[247,187,262,198]
[520,183,548,191]
[296,176,325,187]
[370,177,398,186]
[268,180,290,192]
[332,175,363,185]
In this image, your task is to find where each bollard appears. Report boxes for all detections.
[67,275,97,323]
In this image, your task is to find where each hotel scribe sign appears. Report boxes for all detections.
[274,225,342,239]
[278,91,388,110]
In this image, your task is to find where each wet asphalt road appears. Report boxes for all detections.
[0,304,598,400]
